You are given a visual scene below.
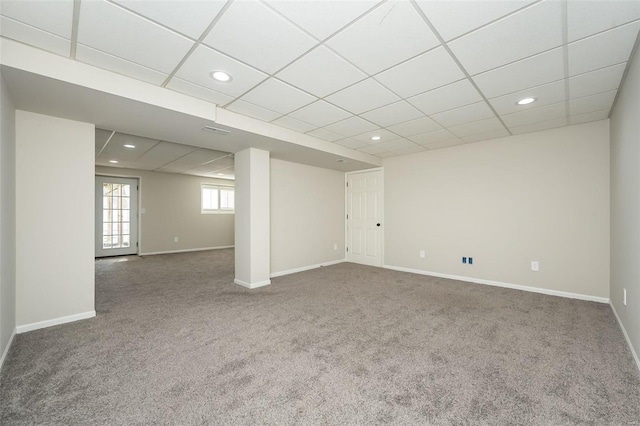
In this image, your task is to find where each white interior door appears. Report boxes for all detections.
[347,170,383,266]
[95,176,139,257]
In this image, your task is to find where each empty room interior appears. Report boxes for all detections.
[1,0,640,423]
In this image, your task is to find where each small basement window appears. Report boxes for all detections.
[201,184,234,214]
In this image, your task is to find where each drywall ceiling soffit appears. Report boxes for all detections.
[1,0,639,159]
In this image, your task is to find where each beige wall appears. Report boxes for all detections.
[384,121,610,299]
[16,111,95,327]
[270,158,345,275]
[611,46,640,367]
[0,73,16,366]
[95,166,234,254]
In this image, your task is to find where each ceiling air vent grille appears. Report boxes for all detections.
[202,126,231,136]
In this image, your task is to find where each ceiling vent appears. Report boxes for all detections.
[202,126,231,136]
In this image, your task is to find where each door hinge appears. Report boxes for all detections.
[136,242,139,247]
[346,214,349,220]
[346,181,348,187]
[346,247,349,252]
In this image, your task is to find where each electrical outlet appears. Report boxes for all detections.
[531,261,539,272]
[419,250,425,258]
[462,257,467,264]
[174,237,179,243]
[333,243,338,251]
[623,288,627,306]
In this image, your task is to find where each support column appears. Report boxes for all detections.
[234,148,271,288]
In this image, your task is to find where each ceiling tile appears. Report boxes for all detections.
[240,78,316,115]
[327,1,439,75]
[409,129,458,145]
[360,101,424,128]
[415,0,536,41]
[271,116,318,133]
[287,100,352,127]
[306,128,344,142]
[0,15,70,57]
[276,46,366,98]
[421,139,466,150]
[431,101,496,128]
[157,148,229,173]
[173,45,267,98]
[407,79,482,115]
[225,100,282,122]
[78,0,194,74]
[135,141,199,170]
[569,109,610,125]
[501,102,567,128]
[99,133,161,162]
[567,0,640,42]
[0,0,73,38]
[324,116,379,138]
[376,47,465,98]
[325,78,400,115]
[378,144,426,157]
[358,145,388,155]
[569,63,627,100]
[265,0,374,40]
[112,0,226,39]
[448,0,563,75]
[373,138,419,152]
[568,90,617,116]
[473,48,564,98]
[387,116,442,137]
[488,79,566,115]
[203,1,317,74]
[352,129,402,144]
[95,129,113,159]
[76,44,168,85]
[448,117,506,138]
[166,78,235,105]
[510,117,567,135]
[568,21,640,76]
[335,138,368,150]
[462,128,510,143]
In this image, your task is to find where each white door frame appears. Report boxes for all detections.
[344,167,384,266]
[96,173,142,256]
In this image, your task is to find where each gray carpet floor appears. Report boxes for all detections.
[1,249,639,425]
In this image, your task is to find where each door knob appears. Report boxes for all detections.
[377,223,381,227]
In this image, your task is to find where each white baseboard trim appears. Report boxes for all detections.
[610,302,640,373]
[140,245,234,256]
[270,259,345,278]
[234,278,271,289]
[16,311,96,334]
[383,264,610,304]
[0,328,16,372]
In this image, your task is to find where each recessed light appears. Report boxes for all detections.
[123,144,135,149]
[517,97,536,106]
[109,160,118,164]
[210,70,232,82]
[370,135,381,141]
[336,159,348,163]
[217,173,224,176]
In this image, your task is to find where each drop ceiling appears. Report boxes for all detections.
[95,129,236,179]
[1,0,639,159]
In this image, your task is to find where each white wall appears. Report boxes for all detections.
[0,73,16,367]
[95,166,234,254]
[16,111,95,329]
[270,159,345,275]
[611,46,640,368]
[384,121,610,300]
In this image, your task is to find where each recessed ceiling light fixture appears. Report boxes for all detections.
[210,70,232,82]
[370,135,381,141]
[109,160,119,164]
[517,97,536,106]
[217,173,224,176]
[123,144,135,149]
[336,158,348,163]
